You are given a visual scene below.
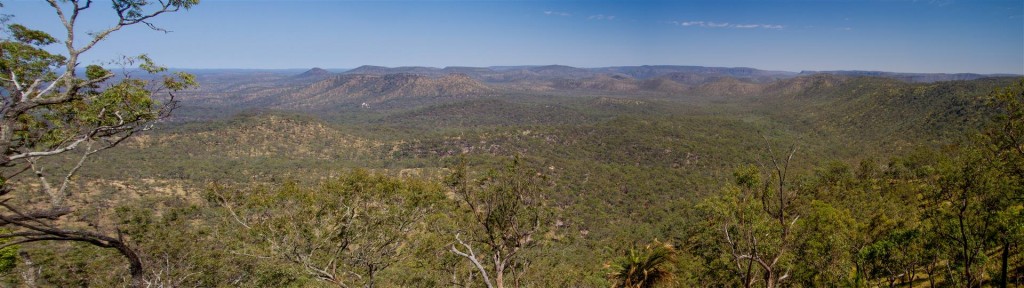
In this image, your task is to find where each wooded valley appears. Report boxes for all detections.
[1,1,1022,287]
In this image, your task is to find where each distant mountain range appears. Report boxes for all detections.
[280,73,493,108]
[796,70,1019,83]
[314,65,1012,83]
[171,64,1020,119]
[334,64,798,83]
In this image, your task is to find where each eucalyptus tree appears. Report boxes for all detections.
[985,80,1024,288]
[0,1,197,286]
[446,157,548,288]
[700,139,799,288]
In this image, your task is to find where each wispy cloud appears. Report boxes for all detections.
[588,14,615,21]
[673,20,784,30]
[924,0,955,7]
[543,11,571,17]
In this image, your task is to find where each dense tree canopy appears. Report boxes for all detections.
[0,1,1021,287]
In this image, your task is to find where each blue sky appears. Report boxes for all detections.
[4,0,1023,74]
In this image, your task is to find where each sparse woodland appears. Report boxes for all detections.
[0,1,1021,287]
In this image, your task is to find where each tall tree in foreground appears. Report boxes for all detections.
[446,156,548,288]
[701,139,799,288]
[981,79,1024,288]
[0,1,197,287]
[986,79,1024,288]
[915,80,1024,287]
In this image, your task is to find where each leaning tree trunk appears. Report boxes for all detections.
[112,241,145,288]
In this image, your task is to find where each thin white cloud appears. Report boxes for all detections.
[675,20,784,30]
[543,11,571,17]
[926,0,955,7]
[588,14,615,21]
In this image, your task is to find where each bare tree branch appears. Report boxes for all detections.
[451,233,495,288]
[8,137,89,161]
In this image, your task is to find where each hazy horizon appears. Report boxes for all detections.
[160,65,1022,76]
[6,0,1023,74]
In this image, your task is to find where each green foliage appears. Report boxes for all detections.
[208,170,444,287]
[114,0,199,21]
[446,156,550,287]
[0,229,15,274]
[793,200,856,285]
[607,240,677,288]
[0,2,200,287]
[0,24,65,82]
[447,156,546,241]
[10,62,1022,287]
[85,65,109,81]
[8,24,57,46]
[923,147,1005,287]
[985,79,1024,184]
